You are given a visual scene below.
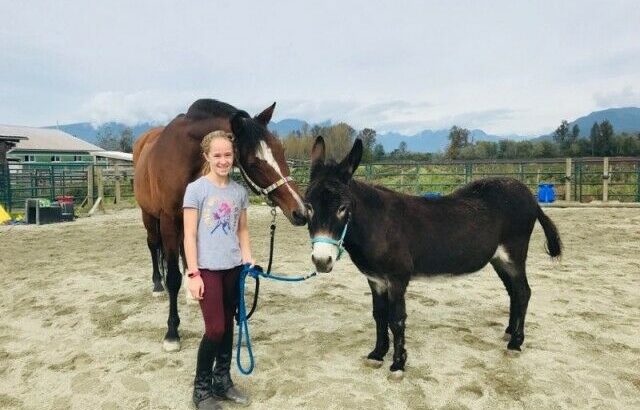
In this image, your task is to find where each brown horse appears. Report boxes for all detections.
[133,99,307,351]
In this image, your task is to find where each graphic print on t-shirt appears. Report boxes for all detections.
[202,197,237,235]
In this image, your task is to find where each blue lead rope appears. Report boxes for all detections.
[236,263,317,375]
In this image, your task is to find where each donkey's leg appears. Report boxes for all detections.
[160,212,183,352]
[490,260,517,339]
[388,280,408,378]
[491,257,530,351]
[142,211,164,294]
[365,279,390,367]
[507,267,531,351]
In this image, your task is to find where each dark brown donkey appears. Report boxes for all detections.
[304,136,562,379]
[134,99,307,351]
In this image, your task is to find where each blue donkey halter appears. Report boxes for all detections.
[310,221,350,261]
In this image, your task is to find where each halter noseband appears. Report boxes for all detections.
[236,161,294,196]
[311,221,349,261]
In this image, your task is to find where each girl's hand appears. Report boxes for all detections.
[188,275,204,300]
[243,257,255,267]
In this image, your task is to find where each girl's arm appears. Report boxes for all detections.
[183,208,199,274]
[238,209,254,265]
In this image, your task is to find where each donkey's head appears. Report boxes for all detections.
[231,103,307,226]
[305,136,363,272]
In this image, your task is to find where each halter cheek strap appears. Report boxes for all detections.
[311,221,349,261]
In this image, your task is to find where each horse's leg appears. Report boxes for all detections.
[388,280,408,379]
[365,279,390,368]
[160,212,183,352]
[490,259,517,339]
[142,211,164,294]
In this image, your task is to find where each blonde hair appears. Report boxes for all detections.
[201,130,235,175]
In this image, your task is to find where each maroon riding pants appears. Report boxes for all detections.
[199,266,241,342]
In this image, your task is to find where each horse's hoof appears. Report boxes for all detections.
[163,339,181,352]
[388,370,404,381]
[502,332,511,341]
[152,290,165,297]
[364,358,384,368]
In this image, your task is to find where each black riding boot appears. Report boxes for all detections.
[193,336,222,410]
[213,330,250,406]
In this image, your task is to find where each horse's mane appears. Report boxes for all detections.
[185,99,249,121]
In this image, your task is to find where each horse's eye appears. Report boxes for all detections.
[337,205,347,218]
[305,203,314,217]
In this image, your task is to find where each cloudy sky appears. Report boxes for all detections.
[2,0,639,136]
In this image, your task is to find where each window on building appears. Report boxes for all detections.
[24,155,35,162]
[73,155,82,161]
[51,155,61,162]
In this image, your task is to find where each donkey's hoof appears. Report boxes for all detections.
[363,358,384,368]
[388,370,404,381]
[163,339,181,352]
[502,332,512,341]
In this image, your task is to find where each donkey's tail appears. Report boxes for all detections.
[537,206,562,258]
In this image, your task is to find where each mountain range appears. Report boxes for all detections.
[45,107,640,153]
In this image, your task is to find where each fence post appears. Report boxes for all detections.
[96,166,104,200]
[114,164,121,204]
[465,162,472,183]
[602,157,609,202]
[636,160,640,202]
[565,158,572,201]
[50,164,55,201]
[87,165,94,208]
[415,164,420,194]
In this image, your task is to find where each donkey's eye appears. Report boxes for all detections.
[337,205,347,218]
[305,203,314,217]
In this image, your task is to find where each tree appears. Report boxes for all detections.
[553,120,571,152]
[119,127,134,153]
[589,122,600,156]
[357,128,377,163]
[445,126,470,159]
[96,125,118,151]
[597,120,614,156]
[373,143,385,161]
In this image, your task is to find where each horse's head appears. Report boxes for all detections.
[305,136,363,273]
[231,103,307,226]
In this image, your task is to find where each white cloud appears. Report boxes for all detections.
[594,86,640,108]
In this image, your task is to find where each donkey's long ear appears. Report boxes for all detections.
[310,136,326,180]
[311,136,326,167]
[338,138,363,180]
[255,102,276,125]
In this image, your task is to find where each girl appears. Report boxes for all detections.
[183,130,252,409]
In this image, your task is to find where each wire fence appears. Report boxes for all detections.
[1,157,639,213]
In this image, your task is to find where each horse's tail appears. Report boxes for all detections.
[537,205,562,258]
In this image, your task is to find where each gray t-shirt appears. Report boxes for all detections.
[183,176,249,270]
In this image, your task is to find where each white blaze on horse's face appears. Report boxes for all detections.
[255,140,305,210]
[311,230,338,273]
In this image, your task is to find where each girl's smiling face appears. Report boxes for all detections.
[204,137,234,178]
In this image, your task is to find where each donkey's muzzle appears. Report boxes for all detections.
[311,254,333,273]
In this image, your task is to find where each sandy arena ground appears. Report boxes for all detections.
[0,205,639,409]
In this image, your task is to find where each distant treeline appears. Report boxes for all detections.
[279,119,640,162]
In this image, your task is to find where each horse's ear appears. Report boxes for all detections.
[231,112,245,136]
[339,138,363,180]
[255,102,276,125]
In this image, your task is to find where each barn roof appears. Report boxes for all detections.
[0,124,103,152]
[92,151,133,161]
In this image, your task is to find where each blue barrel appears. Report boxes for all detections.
[423,192,442,199]
[537,183,556,203]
